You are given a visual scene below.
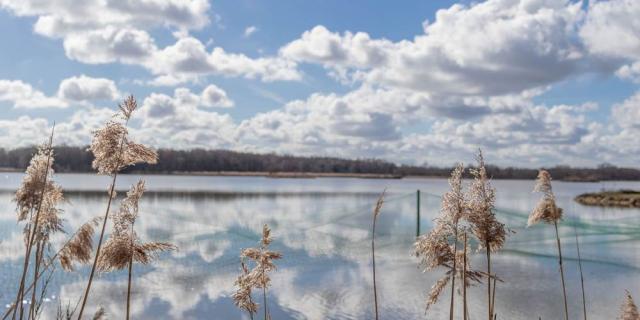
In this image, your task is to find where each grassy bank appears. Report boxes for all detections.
[575,190,640,208]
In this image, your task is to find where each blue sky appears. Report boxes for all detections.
[0,0,638,167]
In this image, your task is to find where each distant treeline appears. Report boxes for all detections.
[0,146,639,181]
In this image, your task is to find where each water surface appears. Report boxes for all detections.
[0,173,638,319]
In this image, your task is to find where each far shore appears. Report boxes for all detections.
[575,190,640,208]
[2,168,640,182]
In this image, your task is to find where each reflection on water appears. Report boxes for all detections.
[0,173,639,319]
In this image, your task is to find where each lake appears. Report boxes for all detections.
[1,173,639,319]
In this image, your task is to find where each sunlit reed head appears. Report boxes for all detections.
[89,96,157,175]
[97,180,174,272]
[467,150,506,252]
[528,169,563,226]
[620,290,640,320]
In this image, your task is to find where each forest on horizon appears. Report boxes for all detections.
[0,146,637,181]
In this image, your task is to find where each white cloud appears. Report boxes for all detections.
[57,75,120,101]
[0,80,67,108]
[63,27,157,64]
[612,91,640,129]
[147,38,301,83]
[280,1,584,96]
[280,25,393,69]
[580,0,640,61]
[63,30,301,83]
[2,0,211,37]
[243,26,258,38]
[1,0,301,84]
[136,87,236,148]
[201,84,233,108]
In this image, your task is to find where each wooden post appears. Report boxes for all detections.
[416,189,421,237]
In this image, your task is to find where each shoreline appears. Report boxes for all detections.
[2,168,640,182]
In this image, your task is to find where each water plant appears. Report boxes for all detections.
[414,164,482,319]
[527,170,568,320]
[76,95,158,319]
[619,290,639,320]
[467,150,506,320]
[237,224,283,320]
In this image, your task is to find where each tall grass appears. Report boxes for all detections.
[527,170,568,320]
[235,224,283,320]
[76,96,157,319]
[371,190,385,320]
[467,150,506,320]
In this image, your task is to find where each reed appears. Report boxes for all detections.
[11,125,63,320]
[415,164,482,317]
[233,259,258,320]
[95,180,175,320]
[619,290,640,320]
[467,150,506,320]
[3,217,100,320]
[238,224,283,320]
[76,96,158,320]
[527,170,568,320]
[371,190,385,320]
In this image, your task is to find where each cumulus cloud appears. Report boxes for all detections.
[0,80,67,108]
[1,0,211,37]
[57,75,119,101]
[200,84,233,108]
[0,0,301,84]
[612,91,640,129]
[136,87,236,148]
[281,1,585,96]
[580,0,640,61]
[63,27,157,64]
[146,37,301,83]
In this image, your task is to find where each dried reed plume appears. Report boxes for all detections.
[528,170,568,320]
[97,180,174,320]
[239,224,283,320]
[77,96,158,320]
[233,259,258,320]
[12,125,64,320]
[528,170,563,226]
[619,291,640,320]
[59,217,101,271]
[371,190,385,320]
[467,150,506,320]
[415,164,481,319]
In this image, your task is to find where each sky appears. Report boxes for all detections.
[0,0,638,168]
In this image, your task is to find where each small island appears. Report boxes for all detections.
[575,190,640,208]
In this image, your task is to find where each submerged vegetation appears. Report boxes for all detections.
[0,96,637,319]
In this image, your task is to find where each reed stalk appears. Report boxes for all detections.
[554,221,569,320]
[3,216,100,320]
[28,241,45,320]
[78,96,157,319]
[449,226,458,320]
[574,227,587,320]
[76,171,120,319]
[462,232,468,320]
[262,274,268,320]
[486,242,492,320]
[371,191,384,320]
[126,221,135,320]
[12,125,55,320]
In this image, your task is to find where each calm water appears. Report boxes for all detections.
[0,173,639,319]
